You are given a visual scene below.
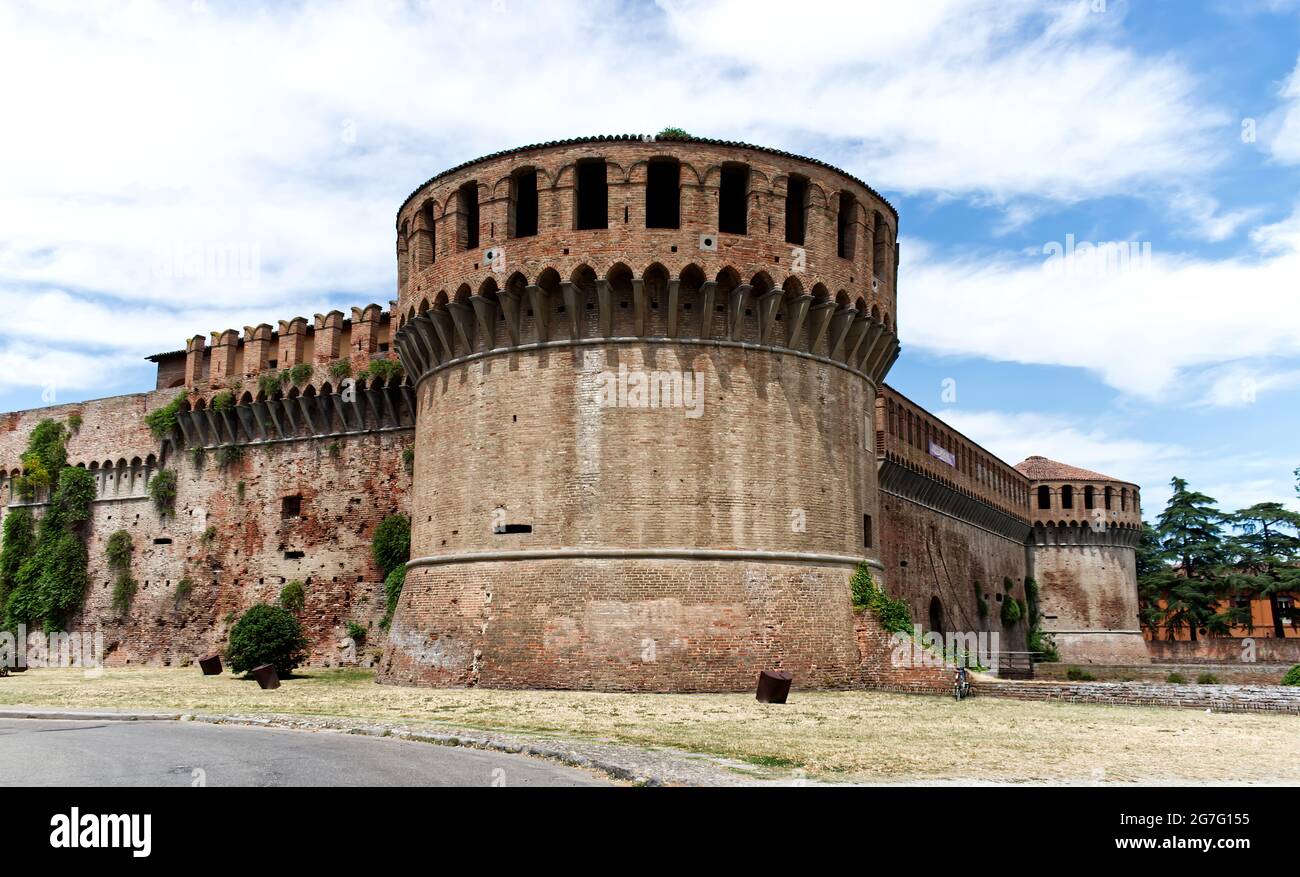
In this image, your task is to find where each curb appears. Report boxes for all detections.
[0,707,752,786]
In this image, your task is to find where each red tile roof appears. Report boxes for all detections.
[1014,455,1126,483]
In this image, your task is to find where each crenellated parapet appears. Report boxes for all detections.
[149,304,399,393]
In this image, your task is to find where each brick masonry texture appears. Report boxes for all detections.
[1,137,1149,687]
[0,389,410,667]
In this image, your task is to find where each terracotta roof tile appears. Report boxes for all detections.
[1014,455,1126,483]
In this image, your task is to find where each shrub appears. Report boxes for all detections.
[279,579,306,613]
[258,371,286,396]
[174,577,194,609]
[1196,672,1219,685]
[1065,666,1095,681]
[329,359,352,380]
[110,575,138,615]
[210,390,235,413]
[849,562,912,634]
[189,446,206,468]
[149,468,178,514]
[1166,672,1186,684]
[200,525,217,545]
[18,420,69,497]
[1281,665,1300,686]
[1028,628,1059,663]
[402,446,414,472]
[105,529,133,573]
[215,445,243,468]
[658,126,690,139]
[288,363,313,386]
[67,412,83,433]
[8,530,88,631]
[371,514,410,577]
[226,603,309,676]
[0,507,36,607]
[327,441,341,459]
[380,565,406,630]
[345,620,367,645]
[1000,594,1023,626]
[850,562,875,610]
[144,396,185,441]
[50,467,96,526]
[361,359,403,382]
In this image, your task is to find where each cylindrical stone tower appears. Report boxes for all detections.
[1017,456,1149,665]
[379,135,900,690]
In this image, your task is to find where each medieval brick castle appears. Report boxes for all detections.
[0,136,1148,689]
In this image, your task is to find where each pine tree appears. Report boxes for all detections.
[1135,521,1170,638]
[1154,477,1226,641]
[1224,503,1300,639]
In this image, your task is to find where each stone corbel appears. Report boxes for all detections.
[430,309,456,359]
[805,299,835,353]
[469,294,498,350]
[785,294,812,350]
[595,279,613,337]
[727,284,752,340]
[631,278,646,336]
[697,281,717,339]
[756,289,783,346]
[560,282,582,339]
[828,305,856,361]
[448,300,476,354]
[499,287,523,346]
[844,311,870,365]
[665,280,681,337]
[526,285,550,342]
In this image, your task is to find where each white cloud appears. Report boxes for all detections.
[901,203,1300,399]
[1264,55,1300,164]
[934,407,1298,516]
[1193,362,1300,408]
[0,0,1225,316]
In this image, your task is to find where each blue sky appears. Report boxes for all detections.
[0,0,1297,517]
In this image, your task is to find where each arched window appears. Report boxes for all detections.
[928,596,944,637]
[1037,485,1051,510]
[1084,485,1095,509]
[645,159,680,229]
[1061,484,1074,509]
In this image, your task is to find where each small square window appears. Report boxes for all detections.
[281,495,302,518]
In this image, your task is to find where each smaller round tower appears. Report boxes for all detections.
[1016,456,1149,664]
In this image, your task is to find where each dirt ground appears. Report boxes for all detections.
[2,668,1296,783]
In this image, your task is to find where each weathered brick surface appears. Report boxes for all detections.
[1146,638,1300,664]
[854,610,954,695]
[0,389,411,667]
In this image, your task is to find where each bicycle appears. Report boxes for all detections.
[953,665,971,701]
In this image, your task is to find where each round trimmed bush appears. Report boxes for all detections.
[1282,665,1300,687]
[227,603,309,676]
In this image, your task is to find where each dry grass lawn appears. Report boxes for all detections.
[2,667,1296,783]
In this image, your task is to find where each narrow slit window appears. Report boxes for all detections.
[785,174,808,245]
[575,160,608,230]
[458,182,480,250]
[645,159,680,229]
[863,514,873,548]
[837,191,857,259]
[512,169,538,238]
[718,164,748,235]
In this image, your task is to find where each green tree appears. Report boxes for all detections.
[1223,503,1300,639]
[1153,477,1226,641]
[1135,521,1170,637]
[226,604,309,676]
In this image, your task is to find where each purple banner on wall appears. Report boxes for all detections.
[929,442,956,467]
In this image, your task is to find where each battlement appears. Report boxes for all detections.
[147,302,397,392]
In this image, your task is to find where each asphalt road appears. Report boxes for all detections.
[0,719,610,786]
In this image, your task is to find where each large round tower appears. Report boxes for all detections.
[378,135,900,690]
